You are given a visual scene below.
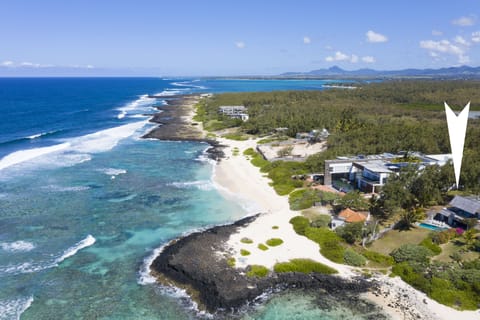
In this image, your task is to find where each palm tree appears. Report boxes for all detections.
[398,208,425,230]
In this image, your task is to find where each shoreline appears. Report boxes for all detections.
[143,93,480,319]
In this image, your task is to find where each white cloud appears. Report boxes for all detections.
[432,30,443,36]
[472,31,480,42]
[366,30,388,43]
[86,65,95,69]
[325,45,333,50]
[361,56,375,63]
[20,62,41,68]
[325,51,363,63]
[420,39,469,64]
[303,36,311,44]
[452,16,475,26]
[454,35,470,46]
[1,60,14,67]
[235,41,245,49]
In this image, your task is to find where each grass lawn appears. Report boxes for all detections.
[301,207,332,221]
[433,240,480,263]
[368,227,431,255]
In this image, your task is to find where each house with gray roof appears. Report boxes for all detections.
[436,195,480,228]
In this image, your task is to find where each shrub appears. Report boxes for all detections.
[227,257,236,267]
[273,184,296,196]
[272,225,279,230]
[258,243,269,251]
[289,189,324,210]
[335,222,364,244]
[310,215,332,228]
[431,229,457,244]
[274,259,338,274]
[304,227,345,263]
[240,237,253,244]
[343,249,367,267]
[243,148,256,156]
[247,265,269,277]
[420,237,442,255]
[390,244,434,264]
[360,250,394,266]
[290,216,310,235]
[223,133,248,141]
[240,249,251,256]
[266,238,284,247]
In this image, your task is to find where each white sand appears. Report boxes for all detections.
[213,137,355,277]
[211,136,480,320]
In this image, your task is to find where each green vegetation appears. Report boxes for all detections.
[310,215,332,228]
[227,257,236,267]
[390,244,434,264]
[368,228,431,255]
[272,225,279,230]
[335,222,364,244]
[246,265,269,278]
[266,238,284,247]
[257,137,288,144]
[240,237,253,244]
[240,249,251,256]
[257,243,269,251]
[420,236,442,255]
[343,249,367,267]
[289,189,339,211]
[359,249,394,267]
[232,147,240,156]
[274,259,338,274]
[336,191,369,212]
[304,227,345,263]
[223,133,249,141]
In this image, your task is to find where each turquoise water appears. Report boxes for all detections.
[0,78,387,319]
[418,222,449,231]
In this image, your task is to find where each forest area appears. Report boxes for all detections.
[196,80,480,192]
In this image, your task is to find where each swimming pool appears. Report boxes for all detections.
[418,222,449,231]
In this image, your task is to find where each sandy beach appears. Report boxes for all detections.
[211,136,480,320]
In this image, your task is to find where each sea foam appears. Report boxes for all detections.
[116,95,156,119]
[0,121,148,173]
[0,235,95,276]
[0,296,34,320]
[0,241,36,252]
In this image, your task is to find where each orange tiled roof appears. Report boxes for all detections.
[338,208,367,223]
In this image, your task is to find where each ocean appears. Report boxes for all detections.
[0,78,384,319]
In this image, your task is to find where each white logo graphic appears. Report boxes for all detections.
[444,102,470,188]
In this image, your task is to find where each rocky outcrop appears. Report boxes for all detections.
[150,215,374,314]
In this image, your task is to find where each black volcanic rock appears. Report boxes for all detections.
[150,215,373,314]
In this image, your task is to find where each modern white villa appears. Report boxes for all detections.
[324,152,452,193]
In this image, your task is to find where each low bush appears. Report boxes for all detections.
[272,225,279,230]
[289,216,310,235]
[240,237,253,244]
[289,189,322,210]
[343,249,367,267]
[257,243,269,251]
[227,257,235,267]
[240,249,251,256]
[310,215,332,228]
[360,249,394,266]
[247,265,269,277]
[274,259,338,274]
[304,227,345,263]
[223,133,248,141]
[420,237,442,255]
[390,244,434,264]
[266,238,284,247]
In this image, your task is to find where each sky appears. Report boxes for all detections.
[1,0,480,76]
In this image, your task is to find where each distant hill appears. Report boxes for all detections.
[280,65,480,79]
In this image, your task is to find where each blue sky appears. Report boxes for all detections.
[1,0,480,76]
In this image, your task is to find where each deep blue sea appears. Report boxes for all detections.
[0,78,383,319]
